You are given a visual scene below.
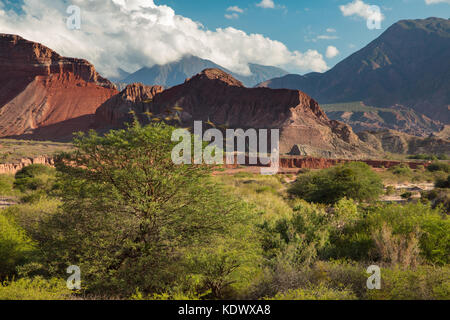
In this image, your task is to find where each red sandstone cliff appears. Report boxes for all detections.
[95,83,164,127]
[96,68,376,158]
[0,34,118,139]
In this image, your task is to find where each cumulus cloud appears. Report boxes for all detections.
[225,6,243,19]
[0,0,327,77]
[325,46,339,59]
[340,0,384,23]
[326,28,336,33]
[227,6,244,13]
[425,0,450,4]
[225,13,239,19]
[256,0,275,9]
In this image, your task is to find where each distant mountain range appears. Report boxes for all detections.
[1,18,449,157]
[119,55,288,88]
[259,18,450,124]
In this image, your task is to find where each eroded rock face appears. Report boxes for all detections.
[357,129,450,155]
[97,68,376,158]
[0,156,53,175]
[95,83,164,126]
[0,34,118,139]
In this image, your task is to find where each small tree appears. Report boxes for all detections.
[38,121,260,297]
[288,162,383,204]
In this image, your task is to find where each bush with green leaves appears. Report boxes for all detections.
[0,277,70,300]
[389,164,412,176]
[427,162,450,173]
[367,202,449,266]
[407,154,448,161]
[13,164,56,192]
[288,162,383,204]
[366,266,450,300]
[435,175,450,188]
[0,213,36,280]
[0,174,16,196]
[265,283,357,300]
[13,164,57,203]
[36,121,261,298]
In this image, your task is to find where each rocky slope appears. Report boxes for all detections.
[97,68,376,158]
[321,102,443,136]
[121,55,288,88]
[259,18,450,126]
[0,34,118,139]
[357,129,450,155]
[95,83,164,127]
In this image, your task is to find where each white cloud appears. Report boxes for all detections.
[425,0,450,4]
[326,28,336,33]
[256,0,275,9]
[225,13,239,20]
[0,0,328,78]
[340,0,384,23]
[325,46,339,59]
[227,6,244,13]
[317,35,339,40]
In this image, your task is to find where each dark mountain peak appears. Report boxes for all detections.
[121,54,287,88]
[393,17,450,35]
[259,18,450,126]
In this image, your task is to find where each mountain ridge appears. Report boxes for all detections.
[121,55,289,88]
[259,17,450,127]
[96,68,377,158]
[0,33,118,139]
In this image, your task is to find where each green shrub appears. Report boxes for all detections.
[435,175,450,188]
[367,266,450,300]
[385,186,395,196]
[260,200,332,266]
[288,162,383,204]
[427,162,450,173]
[407,154,438,161]
[0,214,36,280]
[389,164,412,175]
[13,165,57,203]
[266,283,357,300]
[368,202,449,265]
[421,189,450,213]
[0,175,15,196]
[0,277,70,300]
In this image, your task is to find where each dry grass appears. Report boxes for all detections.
[0,139,73,164]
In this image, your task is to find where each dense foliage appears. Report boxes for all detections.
[288,162,383,204]
[0,122,448,300]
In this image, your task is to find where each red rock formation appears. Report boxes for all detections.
[222,155,429,170]
[0,34,118,139]
[0,156,54,175]
[95,83,164,126]
[97,68,375,158]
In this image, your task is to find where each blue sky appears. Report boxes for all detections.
[157,0,450,68]
[0,0,448,76]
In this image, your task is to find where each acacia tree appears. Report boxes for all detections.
[38,121,259,297]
